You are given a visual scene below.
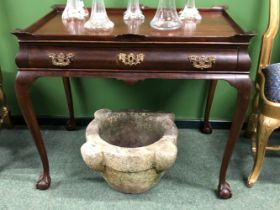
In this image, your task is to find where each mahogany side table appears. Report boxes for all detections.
[13,6,254,199]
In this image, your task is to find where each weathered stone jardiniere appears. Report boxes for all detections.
[81,109,178,193]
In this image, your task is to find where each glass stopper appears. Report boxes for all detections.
[150,0,182,30]
[124,0,145,21]
[62,0,89,20]
[180,0,202,21]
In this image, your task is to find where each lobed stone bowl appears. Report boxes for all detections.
[81,109,178,194]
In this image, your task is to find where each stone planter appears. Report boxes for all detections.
[81,109,178,194]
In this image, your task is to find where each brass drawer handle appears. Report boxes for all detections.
[118,53,145,66]
[188,55,216,70]
[48,52,74,67]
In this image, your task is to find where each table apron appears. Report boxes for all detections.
[16,69,251,82]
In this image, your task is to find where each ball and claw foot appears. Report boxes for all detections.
[200,122,213,134]
[36,174,51,190]
[217,182,232,199]
[65,119,77,131]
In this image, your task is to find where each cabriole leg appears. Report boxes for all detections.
[217,78,251,199]
[15,71,51,190]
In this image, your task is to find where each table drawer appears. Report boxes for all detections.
[26,46,238,71]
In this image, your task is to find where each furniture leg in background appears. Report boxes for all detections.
[201,80,217,134]
[246,82,260,157]
[0,67,12,128]
[62,77,76,130]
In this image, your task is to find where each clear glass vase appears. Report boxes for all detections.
[124,0,145,21]
[150,0,182,30]
[84,0,114,30]
[62,0,89,20]
[180,0,202,21]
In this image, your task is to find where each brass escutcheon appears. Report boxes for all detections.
[118,53,145,66]
[48,52,74,67]
[188,55,216,70]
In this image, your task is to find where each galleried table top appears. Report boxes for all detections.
[15,5,253,43]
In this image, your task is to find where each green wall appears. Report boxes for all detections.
[0,0,279,120]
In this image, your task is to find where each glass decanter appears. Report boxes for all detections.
[150,0,182,30]
[84,0,114,30]
[124,0,145,21]
[62,0,89,20]
[180,0,202,21]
